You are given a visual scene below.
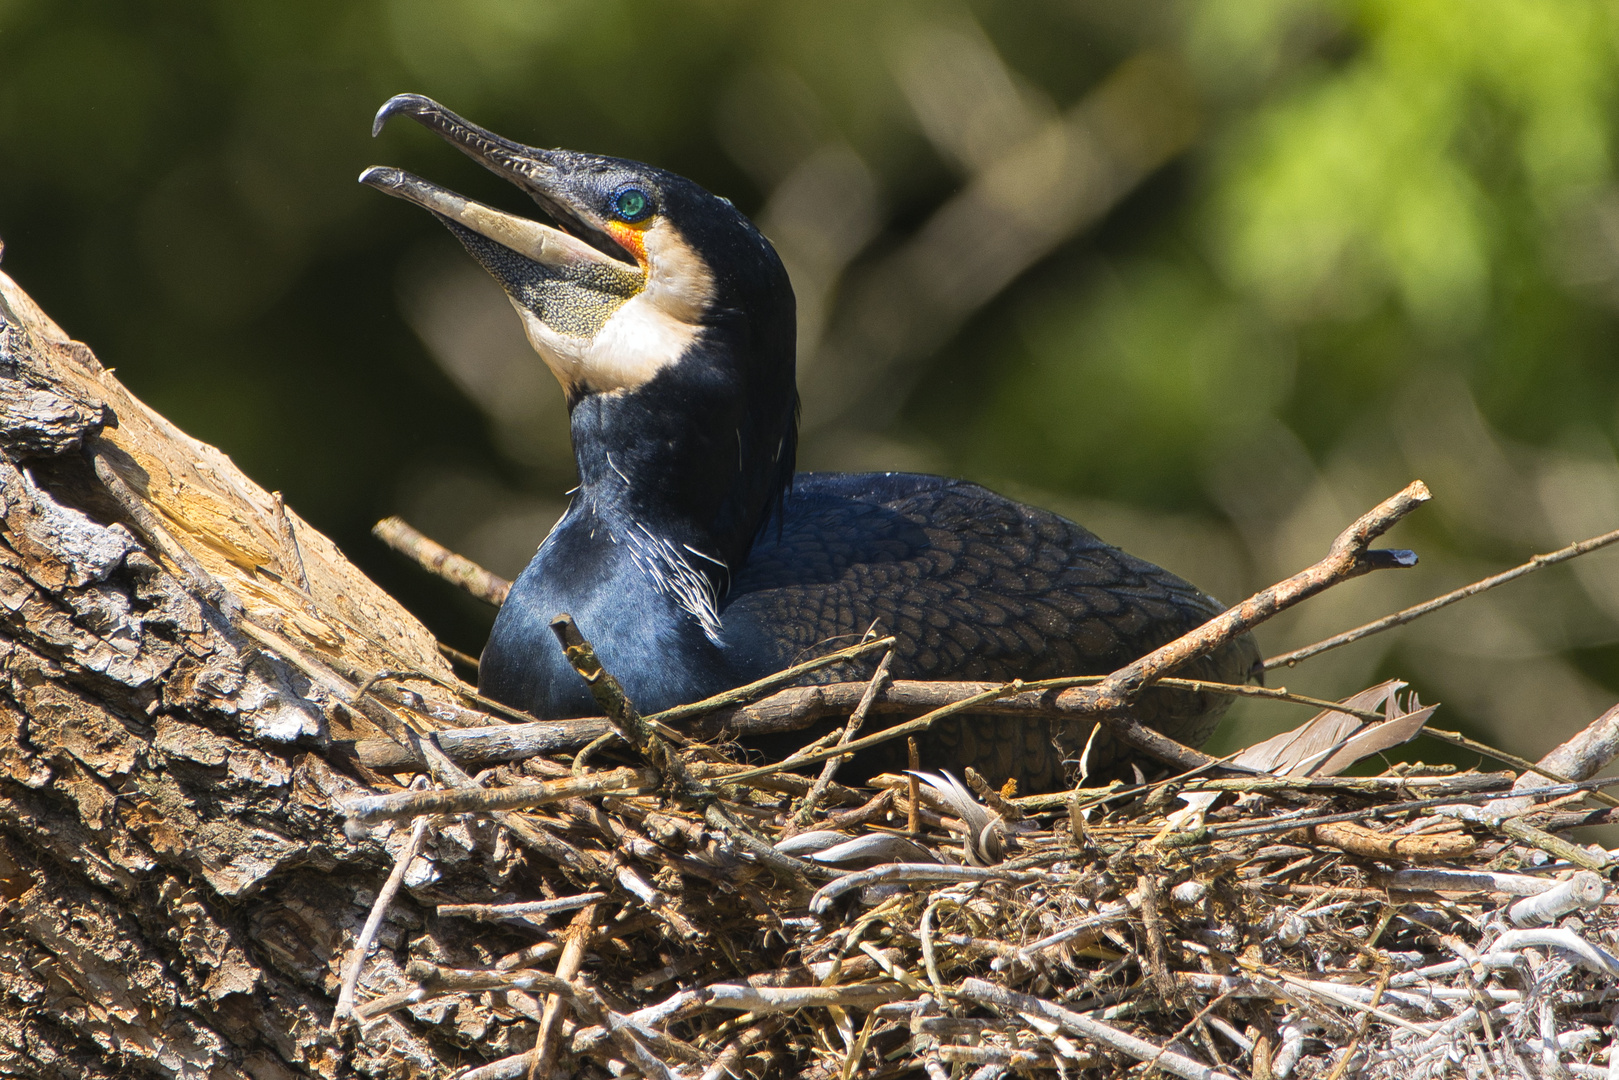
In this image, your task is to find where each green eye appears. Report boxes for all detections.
[612,188,651,222]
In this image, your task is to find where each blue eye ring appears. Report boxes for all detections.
[611,187,653,223]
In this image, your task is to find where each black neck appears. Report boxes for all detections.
[567,340,797,589]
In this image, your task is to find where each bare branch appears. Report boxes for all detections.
[1267,525,1619,669]
[373,515,512,606]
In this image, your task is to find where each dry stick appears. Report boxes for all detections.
[1054,481,1430,731]
[351,673,1395,772]
[699,1017,789,1080]
[397,964,685,1077]
[533,903,599,1080]
[332,812,429,1026]
[1419,726,1619,810]
[726,482,1432,783]
[1266,525,1619,669]
[964,767,1024,822]
[794,650,893,825]
[438,641,480,671]
[1014,771,1513,813]
[647,632,896,726]
[373,515,512,606]
[809,864,1044,915]
[1208,777,1619,840]
[1493,817,1613,871]
[438,893,606,922]
[1485,701,1619,816]
[959,979,1241,1080]
[907,739,921,834]
[549,615,704,791]
[721,682,1028,784]
[343,767,658,824]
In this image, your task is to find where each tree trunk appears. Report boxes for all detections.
[0,249,524,1077]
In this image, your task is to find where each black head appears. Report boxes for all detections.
[363,94,798,568]
[362,94,794,408]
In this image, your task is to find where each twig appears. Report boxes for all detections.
[907,739,921,834]
[1420,727,1619,809]
[333,811,429,1025]
[534,903,599,1079]
[1313,820,1475,860]
[715,682,1034,784]
[550,614,835,888]
[934,1045,1076,1069]
[1209,776,1619,839]
[1052,482,1429,751]
[437,892,607,922]
[699,1018,788,1080]
[342,767,658,824]
[349,674,1393,772]
[997,893,1140,967]
[372,515,512,606]
[1015,770,1513,812]
[793,650,892,825]
[1488,702,1619,816]
[959,978,1241,1080]
[238,615,607,882]
[691,982,912,1013]
[1379,868,1565,896]
[437,641,480,671]
[647,632,897,726]
[1507,872,1607,927]
[549,614,708,794]
[1266,525,1619,669]
[1493,817,1613,871]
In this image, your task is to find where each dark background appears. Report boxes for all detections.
[5,0,1619,764]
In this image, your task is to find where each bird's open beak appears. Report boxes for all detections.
[362,94,644,337]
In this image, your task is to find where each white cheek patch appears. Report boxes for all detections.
[639,220,715,325]
[518,291,700,396]
[517,220,716,397]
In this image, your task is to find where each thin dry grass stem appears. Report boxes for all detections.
[1265,525,1619,670]
[646,633,898,726]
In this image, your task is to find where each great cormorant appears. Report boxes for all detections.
[362,94,1260,792]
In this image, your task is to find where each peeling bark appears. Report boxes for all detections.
[0,258,533,1077]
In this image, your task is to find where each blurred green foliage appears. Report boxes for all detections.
[5,0,1619,760]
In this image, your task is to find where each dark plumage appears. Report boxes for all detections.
[366,94,1260,792]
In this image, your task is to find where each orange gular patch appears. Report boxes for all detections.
[605,220,649,266]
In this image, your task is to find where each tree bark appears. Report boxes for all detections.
[0,250,529,1077]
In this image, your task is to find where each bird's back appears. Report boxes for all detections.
[720,472,1259,789]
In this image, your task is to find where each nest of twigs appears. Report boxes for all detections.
[333,493,1619,1080]
[4,260,1615,1078]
